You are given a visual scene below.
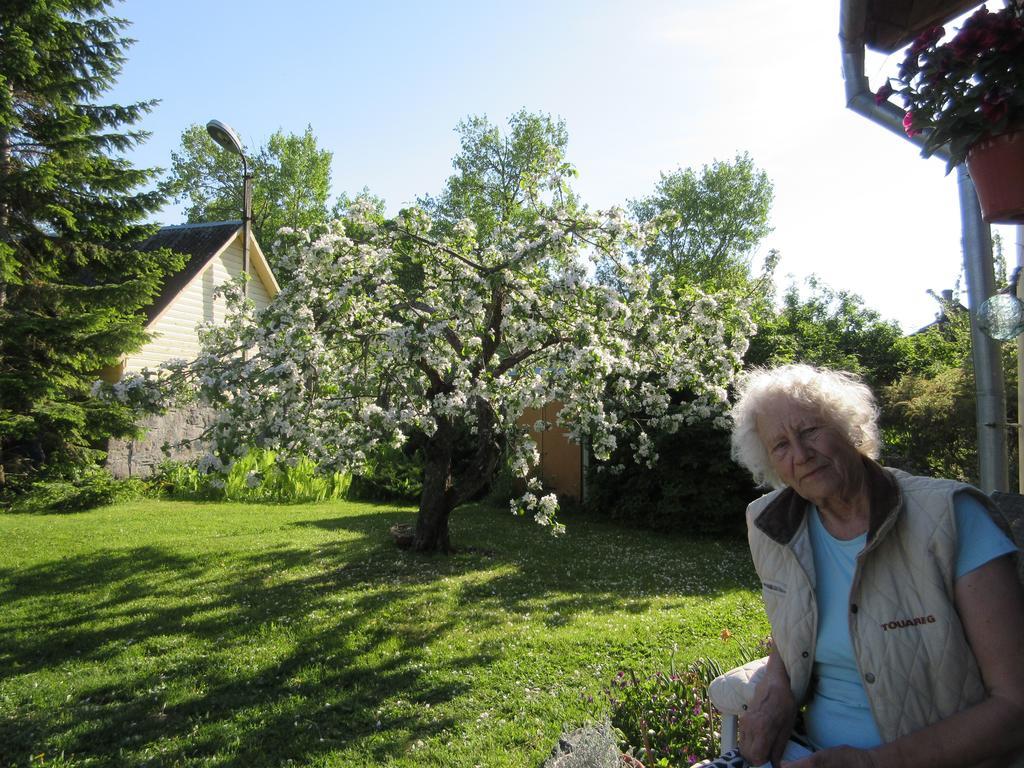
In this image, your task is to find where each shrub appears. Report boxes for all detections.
[223,450,351,503]
[347,444,424,503]
[483,460,520,508]
[152,450,350,503]
[151,460,221,500]
[7,467,145,513]
[585,421,757,537]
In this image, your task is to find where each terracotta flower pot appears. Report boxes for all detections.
[966,130,1024,224]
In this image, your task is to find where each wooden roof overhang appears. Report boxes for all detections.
[860,0,985,52]
[137,220,280,325]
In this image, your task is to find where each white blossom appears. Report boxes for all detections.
[129,193,752,537]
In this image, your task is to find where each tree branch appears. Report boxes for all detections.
[416,359,447,395]
[493,333,564,378]
[408,300,464,355]
[390,225,488,274]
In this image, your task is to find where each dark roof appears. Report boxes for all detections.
[913,299,967,335]
[862,0,980,53]
[140,220,241,323]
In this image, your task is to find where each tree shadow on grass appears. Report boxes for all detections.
[0,501,758,766]
[302,502,760,642]
[0,512,490,766]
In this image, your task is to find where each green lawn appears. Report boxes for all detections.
[0,499,769,767]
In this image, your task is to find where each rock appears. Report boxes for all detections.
[106,405,215,479]
[389,523,414,548]
[543,723,639,768]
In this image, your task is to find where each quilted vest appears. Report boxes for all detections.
[746,460,1000,746]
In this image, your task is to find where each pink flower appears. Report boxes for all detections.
[902,111,922,138]
[874,82,894,105]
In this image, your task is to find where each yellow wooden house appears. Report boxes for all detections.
[106,220,280,477]
[105,220,279,381]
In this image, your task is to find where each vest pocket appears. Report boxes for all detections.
[761,579,789,614]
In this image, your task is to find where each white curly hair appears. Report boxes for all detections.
[730,364,881,489]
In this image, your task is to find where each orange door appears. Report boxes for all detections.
[517,400,582,501]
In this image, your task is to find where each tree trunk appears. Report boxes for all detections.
[0,98,11,482]
[0,94,9,311]
[412,399,504,553]
[413,418,457,553]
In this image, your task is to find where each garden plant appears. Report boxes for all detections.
[877,3,1024,170]
[603,639,771,767]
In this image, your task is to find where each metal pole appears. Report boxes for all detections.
[242,157,251,302]
[957,166,1009,493]
[1017,225,1024,492]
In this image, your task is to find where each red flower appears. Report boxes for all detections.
[954,24,1002,58]
[874,82,895,105]
[903,111,922,138]
[979,28,1000,48]
[1000,20,1024,53]
[962,6,991,31]
[951,28,981,59]
[981,91,1009,123]
[910,25,944,55]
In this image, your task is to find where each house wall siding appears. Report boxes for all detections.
[123,238,272,373]
[107,234,275,477]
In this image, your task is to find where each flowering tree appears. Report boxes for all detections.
[123,114,752,552]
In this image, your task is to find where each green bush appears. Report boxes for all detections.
[585,421,757,537]
[151,460,221,500]
[347,444,423,503]
[7,467,145,513]
[152,450,350,503]
[483,459,522,507]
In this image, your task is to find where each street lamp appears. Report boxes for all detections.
[206,119,251,301]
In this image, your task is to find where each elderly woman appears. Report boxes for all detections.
[727,364,1024,768]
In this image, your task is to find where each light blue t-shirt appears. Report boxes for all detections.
[802,492,1017,751]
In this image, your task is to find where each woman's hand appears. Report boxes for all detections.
[738,650,797,766]
[783,746,877,768]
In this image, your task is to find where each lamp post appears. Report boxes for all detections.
[206,119,251,302]
[1019,225,1024,492]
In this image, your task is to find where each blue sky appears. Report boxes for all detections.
[108,0,1019,332]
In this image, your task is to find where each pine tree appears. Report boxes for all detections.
[0,0,182,490]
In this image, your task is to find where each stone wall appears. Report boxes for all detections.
[106,405,216,479]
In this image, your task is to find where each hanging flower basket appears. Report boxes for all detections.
[875,5,1024,195]
[966,130,1024,224]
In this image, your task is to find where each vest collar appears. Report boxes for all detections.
[753,457,901,545]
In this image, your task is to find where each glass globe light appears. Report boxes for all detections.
[977,293,1024,341]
